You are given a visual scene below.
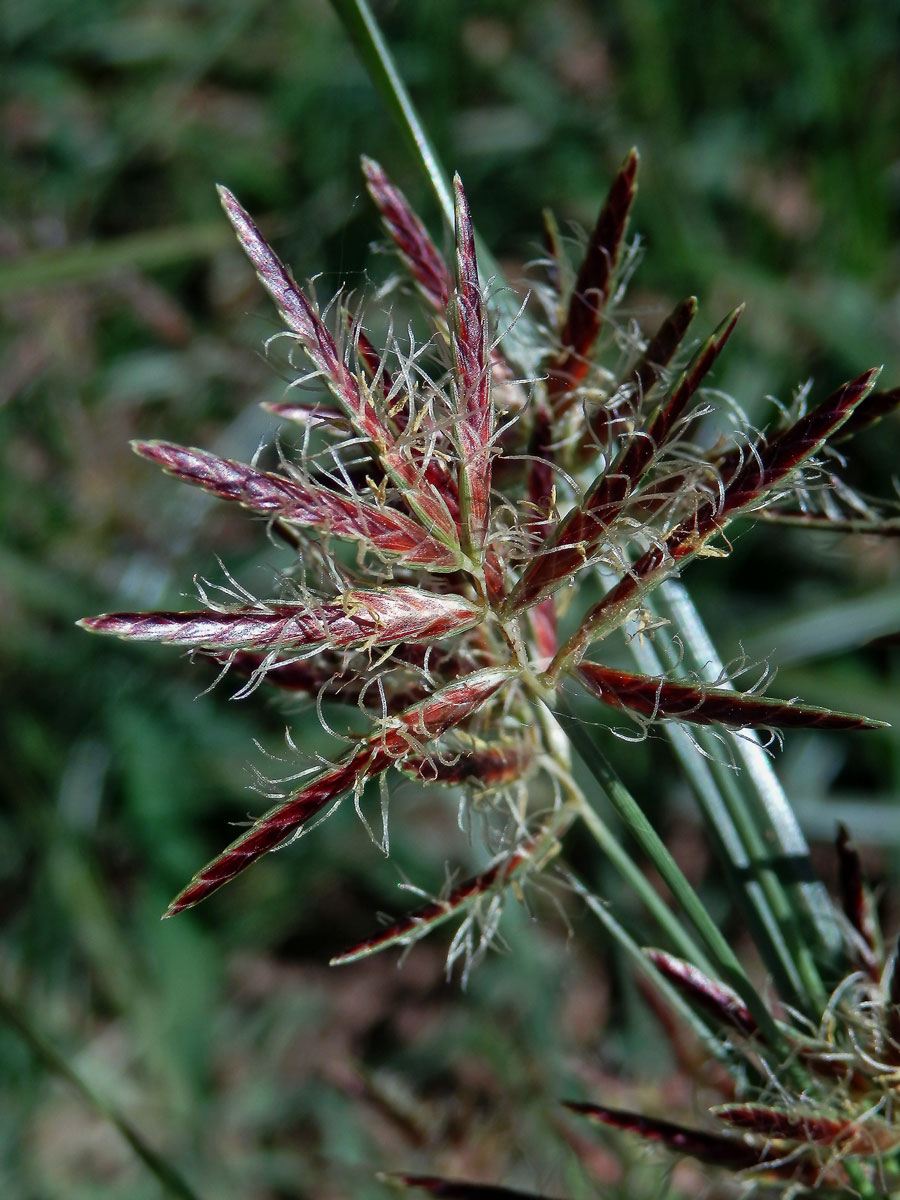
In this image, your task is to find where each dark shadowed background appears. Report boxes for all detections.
[3,2,900,1197]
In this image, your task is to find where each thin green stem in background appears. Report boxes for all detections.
[328,0,543,371]
[0,989,203,1200]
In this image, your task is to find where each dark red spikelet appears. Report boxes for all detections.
[714,1104,863,1148]
[576,663,886,731]
[131,440,461,571]
[214,650,433,711]
[835,823,880,973]
[508,308,741,615]
[165,667,514,915]
[548,149,638,412]
[389,1175,556,1199]
[567,369,880,648]
[332,826,541,965]
[166,742,386,916]
[715,368,880,522]
[361,157,451,312]
[835,385,900,441]
[563,1103,767,1170]
[644,948,757,1035]
[586,295,698,449]
[400,738,536,789]
[450,175,494,559]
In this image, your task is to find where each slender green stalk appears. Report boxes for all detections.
[562,870,737,1068]
[554,693,802,1078]
[620,591,829,1014]
[0,988,203,1200]
[660,578,840,953]
[327,0,543,371]
[538,743,715,977]
[328,0,454,225]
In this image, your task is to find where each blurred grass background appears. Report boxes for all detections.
[2,1,900,1197]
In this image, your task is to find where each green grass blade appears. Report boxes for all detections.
[0,988,203,1200]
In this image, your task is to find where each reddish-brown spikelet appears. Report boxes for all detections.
[361,156,451,312]
[585,295,699,449]
[400,737,536,788]
[714,368,881,520]
[508,307,742,615]
[217,186,371,430]
[165,667,515,915]
[450,175,494,561]
[575,663,886,731]
[563,1102,770,1171]
[332,828,541,966]
[218,186,460,545]
[713,1104,891,1152]
[388,1175,556,1199]
[213,649,440,713]
[561,369,879,659]
[79,588,482,654]
[887,934,900,1060]
[644,948,757,1035]
[835,823,880,973]
[132,440,461,570]
[835,384,900,441]
[548,149,638,413]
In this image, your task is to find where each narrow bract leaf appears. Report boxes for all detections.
[132,441,461,570]
[644,948,757,1035]
[165,667,515,914]
[80,588,482,654]
[362,156,451,312]
[450,174,493,559]
[549,149,638,411]
[576,662,886,731]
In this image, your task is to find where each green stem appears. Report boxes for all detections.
[327,0,542,371]
[554,694,803,1080]
[620,594,829,1015]
[0,988,203,1200]
[328,0,454,225]
[562,870,737,1068]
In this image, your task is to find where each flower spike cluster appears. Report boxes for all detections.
[81,152,892,932]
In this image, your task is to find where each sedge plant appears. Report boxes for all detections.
[78,141,900,1195]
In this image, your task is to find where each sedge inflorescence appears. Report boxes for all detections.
[81,151,886,950]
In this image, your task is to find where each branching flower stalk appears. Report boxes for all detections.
[81,152,900,1192]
